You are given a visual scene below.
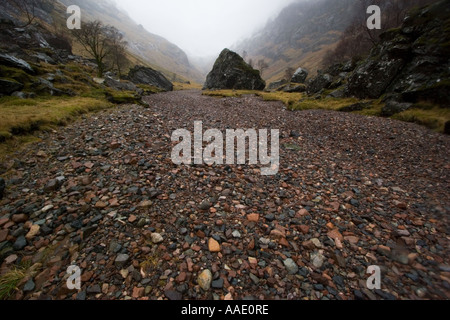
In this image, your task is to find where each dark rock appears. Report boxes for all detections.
[87,284,101,294]
[126,66,173,92]
[203,49,265,90]
[328,88,345,98]
[0,178,5,199]
[13,236,27,251]
[339,102,371,113]
[212,278,224,289]
[165,290,182,300]
[0,79,24,95]
[44,179,62,193]
[23,279,35,292]
[114,253,130,268]
[283,84,306,93]
[104,77,139,92]
[0,53,34,73]
[445,121,450,135]
[291,67,309,83]
[307,73,333,95]
[347,0,450,105]
[267,79,287,91]
[381,100,413,117]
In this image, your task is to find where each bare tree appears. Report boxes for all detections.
[284,67,295,81]
[106,27,129,77]
[4,0,37,28]
[248,58,254,68]
[257,59,269,76]
[72,20,112,77]
[242,50,248,61]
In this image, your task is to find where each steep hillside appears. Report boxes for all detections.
[58,0,204,83]
[234,0,356,82]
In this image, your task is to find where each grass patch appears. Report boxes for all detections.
[392,107,450,133]
[0,96,114,138]
[290,97,362,111]
[173,82,203,91]
[140,250,162,276]
[257,91,304,108]
[0,261,35,300]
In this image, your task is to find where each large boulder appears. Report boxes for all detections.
[127,66,173,92]
[0,78,24,95]
[306,73,333,95]
[291,67,308,83]
[267,79,287,91]
[203,49,265,90]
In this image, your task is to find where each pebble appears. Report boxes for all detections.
[284,258,299,275]
[0,90,447,301]
[13,236,27,251]
[208,238,221,252]
[151,233,164,244]
[115,254,130,268]
[197,269,212,291]
[23,279,36,292]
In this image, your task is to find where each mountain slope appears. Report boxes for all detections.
[58,0,204,83]
[234,0,356,83]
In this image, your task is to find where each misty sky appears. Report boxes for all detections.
[114,0,296,57]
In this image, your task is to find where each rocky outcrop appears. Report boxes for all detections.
[291,67,308,83]
[126,66,173,92]
[267,79,287,91]
[203,49,266,90]
[307,73,333,95]
[0,53,34,73]
[346,0,450,106]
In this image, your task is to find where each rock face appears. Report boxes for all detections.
[126,66,173,92]
[291,67,308,83]
[346,0,450,106]
[203,49,266,90]
[307,73,333,95]
[0,53,34,73]
[267,79,287,91]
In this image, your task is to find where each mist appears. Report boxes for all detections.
[114,0,297,58]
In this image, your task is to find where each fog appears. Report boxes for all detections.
[114,0,297,58]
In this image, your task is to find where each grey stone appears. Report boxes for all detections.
[23,279,35,292]
[212,278,224,289]
[283,258,299,275]
[114,253,130,268]
[291,67,309,83]
[13,236,27,251]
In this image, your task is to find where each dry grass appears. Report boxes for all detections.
[0,96,113,137]
[392,107,450,133]
[173,82,203,91]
